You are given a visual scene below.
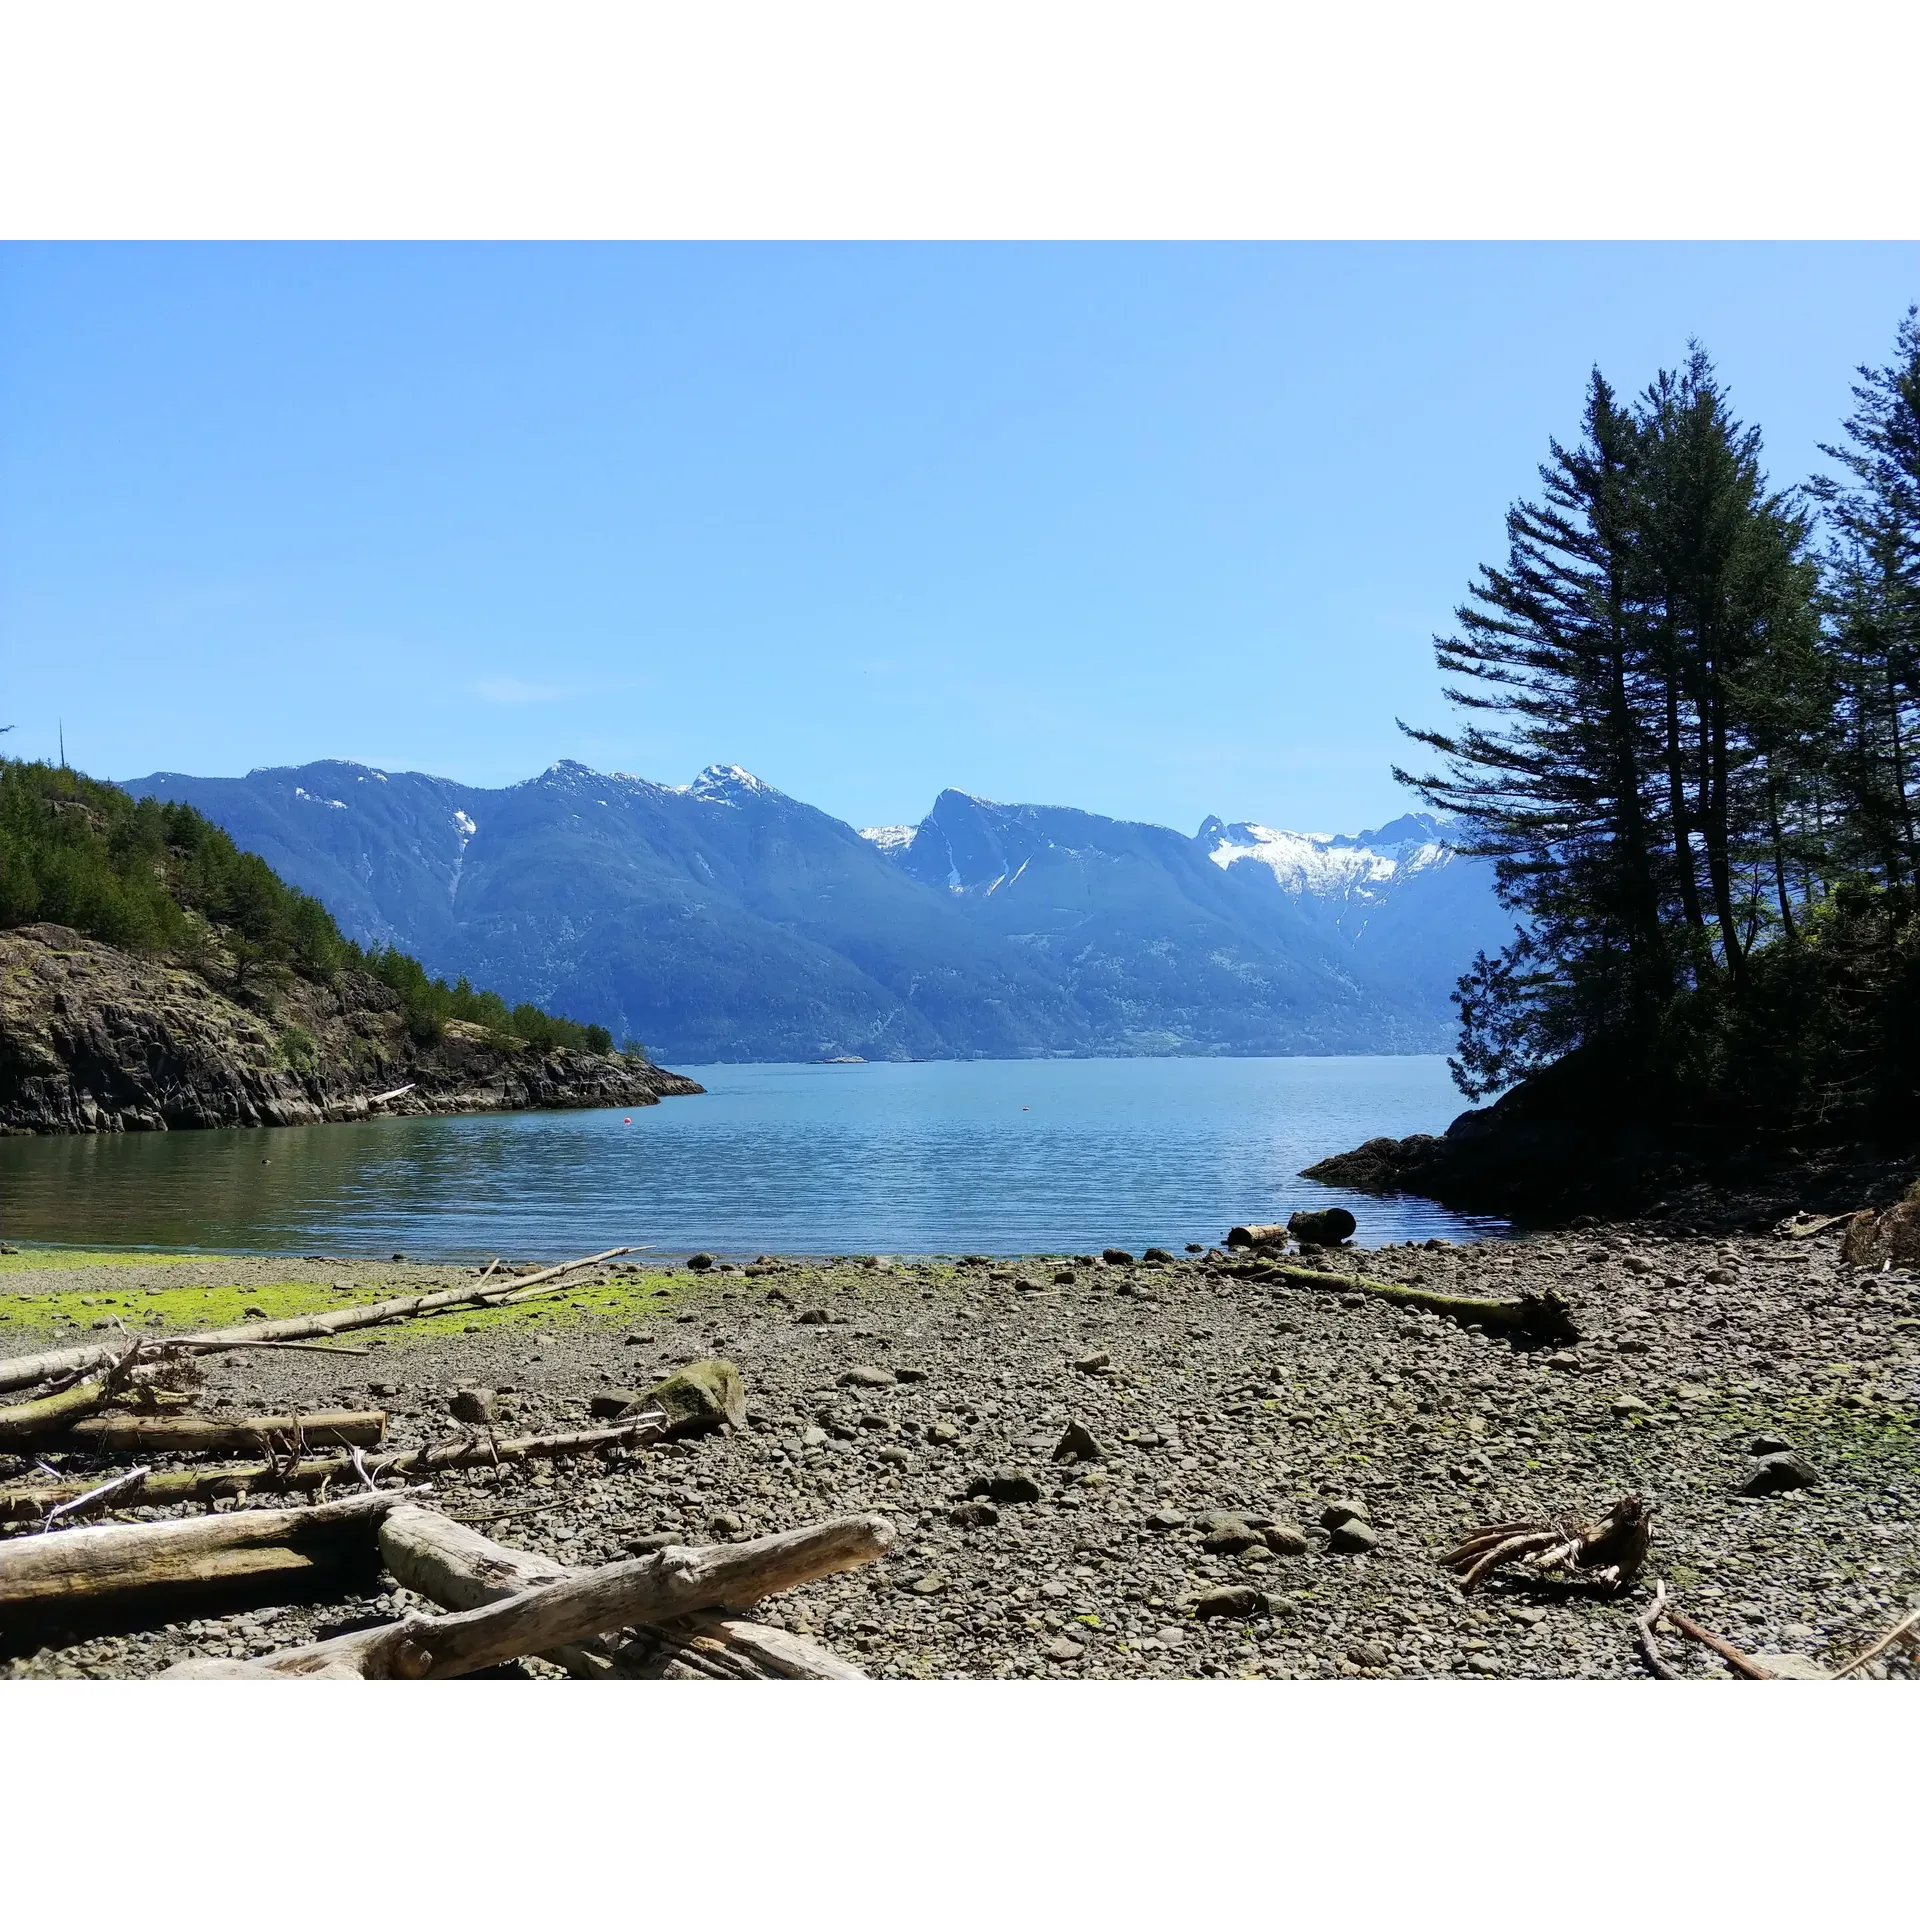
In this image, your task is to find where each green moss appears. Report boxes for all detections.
[1693,1383,1919,1478]
[0,1267,707,1346]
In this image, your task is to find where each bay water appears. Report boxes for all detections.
[0,1055,1504,1259]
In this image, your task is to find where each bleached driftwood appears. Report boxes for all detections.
[162,1512,895,1679]
[1438,1494,1652,1592]
[0,1371,123,1448]
[50,1409,388,1455]
[620,1612,869,1680]
[36,1465,152,1532]
[0,1247,637,1395]
[0,1415,666,1523]
[377,1504,865,1679]
[0,1490,406,1613]
[0,1343,150,1448]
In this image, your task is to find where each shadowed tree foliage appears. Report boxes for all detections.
[1400,317,1920,1140]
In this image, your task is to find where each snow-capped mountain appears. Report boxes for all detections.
[1199,810,1450,891]
[1196,811,1456,933]
[124,761,1508,1062]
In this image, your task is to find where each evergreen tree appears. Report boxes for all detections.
[1810,307,1920,897]
[1400,347,1820,1098]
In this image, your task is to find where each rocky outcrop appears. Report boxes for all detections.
[1840,1183,1920,1268]
[0,924,701,1134]
[1304,1048,1920,1229]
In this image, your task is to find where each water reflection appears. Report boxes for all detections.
[0,1056,1504,1258]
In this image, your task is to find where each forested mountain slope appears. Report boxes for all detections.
[128,760,1506,1062]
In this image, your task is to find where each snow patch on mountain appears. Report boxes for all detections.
[449,810,479,904]
[690,764,776,806]
[860,825,918,854]
[1197,811,1454,900]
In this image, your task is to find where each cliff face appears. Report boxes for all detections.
[0,924,702,1135]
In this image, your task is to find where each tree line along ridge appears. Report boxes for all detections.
[0,759,629,1061]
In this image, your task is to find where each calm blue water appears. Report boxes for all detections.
[0,1057,1502,1258]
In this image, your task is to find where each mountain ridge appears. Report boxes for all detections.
[125,759,1513,1065]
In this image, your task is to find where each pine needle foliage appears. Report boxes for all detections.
[1401,314,1920,1136]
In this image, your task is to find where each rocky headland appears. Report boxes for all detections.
[0,922,702,1134]
[1305,1050,1920,1231]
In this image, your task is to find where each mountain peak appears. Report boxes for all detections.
[690,764,778,805]
[1200,812,1452,895]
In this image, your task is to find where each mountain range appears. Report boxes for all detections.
[122,759,1511,1064]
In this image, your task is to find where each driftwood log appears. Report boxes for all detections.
[378,1504,865,1679]
[0,1247,637,1396]
[622,1612,869,1680]
[1224,1223,1290,1250]
[48,1409,388,1456]
[0,1415,667,1523]
[0,1370,124,1448]
[1245,1262,1580,1343]
[162,1512,895,1679]
[0,1490,407,1616]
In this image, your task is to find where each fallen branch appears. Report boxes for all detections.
[38,1465,150,1532]
[52,1409,388,1456]
[0,1248,638,1395]
[1832,1603,1920,1679]
[1668,1607,1772,1680]
[0,1342,149,1448]
[378,1504,865,1680]
[1636,1580,1681,1679]
[162,1512,895,1679]
[208,1339,377,1357]
[1777,1211,1856,1240]
[1439,1495,1652,1592]
[1250,1263,1580,1344]
[0,1490,406,1614]
[0,1414,666,1523]
[0,1371,124,1448]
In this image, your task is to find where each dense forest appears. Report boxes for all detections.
[1404,308,1920,1144]
[0,759,622,1058]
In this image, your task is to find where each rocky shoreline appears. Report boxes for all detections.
[1305,1053,1920,1231]
[5,1217,1914,1680]
[0,923,702,1134]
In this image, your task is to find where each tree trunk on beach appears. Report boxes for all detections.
[161,1512,895,1679]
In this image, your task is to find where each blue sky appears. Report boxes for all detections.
[4,243,1916,836]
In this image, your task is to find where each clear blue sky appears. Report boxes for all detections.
[4,244,1916,836]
